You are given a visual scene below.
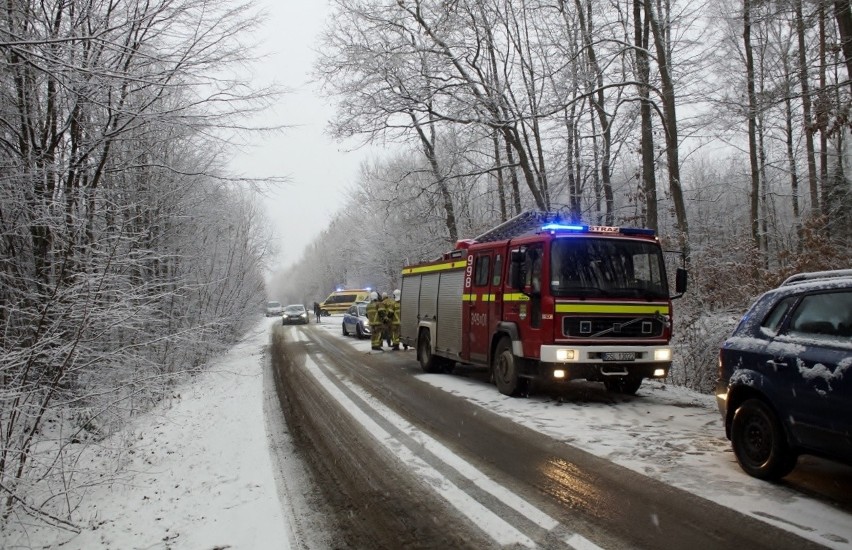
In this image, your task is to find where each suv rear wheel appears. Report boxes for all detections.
[731,398,797,480]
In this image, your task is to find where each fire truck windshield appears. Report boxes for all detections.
[549,237,669,298]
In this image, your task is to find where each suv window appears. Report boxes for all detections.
[761,296,797,334]
[788,291,852,340]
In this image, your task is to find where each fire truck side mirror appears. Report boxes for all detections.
[674,267,688,297]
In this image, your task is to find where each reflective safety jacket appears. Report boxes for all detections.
[380,297,394,325]
[391,299,401,326]
[366,299,381,325]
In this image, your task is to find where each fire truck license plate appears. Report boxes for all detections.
[603,352,635,361]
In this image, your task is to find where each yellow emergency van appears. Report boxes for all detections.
[319,289,370,315]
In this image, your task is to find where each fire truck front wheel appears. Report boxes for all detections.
[493,337,528,397]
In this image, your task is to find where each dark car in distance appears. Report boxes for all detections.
[342,301,371,339]
[716,269,852,480]
[281,304,310,325]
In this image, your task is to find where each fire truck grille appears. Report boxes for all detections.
[562,316,665,338]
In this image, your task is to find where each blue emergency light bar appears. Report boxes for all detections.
[541,223,587,232]
[540,223,656,237]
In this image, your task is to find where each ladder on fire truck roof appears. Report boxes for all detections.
[471,210,563,243]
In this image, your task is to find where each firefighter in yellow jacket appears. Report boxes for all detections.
[380,291,395,347]
[390,289,402,350]
[367,291,387,351]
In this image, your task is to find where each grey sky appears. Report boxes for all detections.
[231,1,372,270]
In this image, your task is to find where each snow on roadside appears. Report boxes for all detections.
[4,320,289,550]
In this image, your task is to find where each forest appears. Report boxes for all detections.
[0,0,850,532]
[272,0,852,391]
[0,0,276,529]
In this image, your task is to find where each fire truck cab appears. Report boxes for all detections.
[399,211,687,397]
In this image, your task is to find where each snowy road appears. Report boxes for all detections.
[269,318,852,549]
[12,316,847,549]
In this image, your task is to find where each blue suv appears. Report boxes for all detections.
[716,269,852,480]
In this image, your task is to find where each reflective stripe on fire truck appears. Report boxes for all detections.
[461,294,530,302]
[401,260,466,275]
[555,302,670,315]
[462,294,498,302]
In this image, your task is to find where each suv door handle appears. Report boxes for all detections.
[766,359,788,368]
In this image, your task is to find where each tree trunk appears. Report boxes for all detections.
[492,132,508,222]
[819,0,830,219]
[794,0,820,211]
[504,136,523,215]
[403,2,546,212]
[744,0,762,250]
[410,112,458,243]
[635,0,658,231]
[575,0,614,224]
[834,0,852,90]
[784,88,803,250]
[758,111,770,259]
[644,0,690,256]
[564,103,582,221]
[485,29,508,221]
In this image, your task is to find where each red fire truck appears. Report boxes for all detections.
[399,211,687,396]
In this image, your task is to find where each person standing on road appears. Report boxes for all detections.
[381,291,395,347]
[313,301,322,323]
[390,289,402,350]
[367,292,386,351]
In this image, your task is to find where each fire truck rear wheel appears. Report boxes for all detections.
[417,329,443,373]
[493,337,527,397]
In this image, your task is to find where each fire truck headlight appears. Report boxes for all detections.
[654,348,672,362]
[556,349,576,362]
[653,368,667,377]
[553,369,566,379]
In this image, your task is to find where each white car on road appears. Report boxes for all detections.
[265,301,283,317]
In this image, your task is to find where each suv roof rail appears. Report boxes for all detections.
[781,269,852,286]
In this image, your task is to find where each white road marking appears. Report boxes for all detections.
[291,328,604,549]
[344,372,559,531]
[566,533,603,549]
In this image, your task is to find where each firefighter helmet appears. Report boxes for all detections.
[393,289,401,300]
[381,292,389,299]
[370,291,379,301]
